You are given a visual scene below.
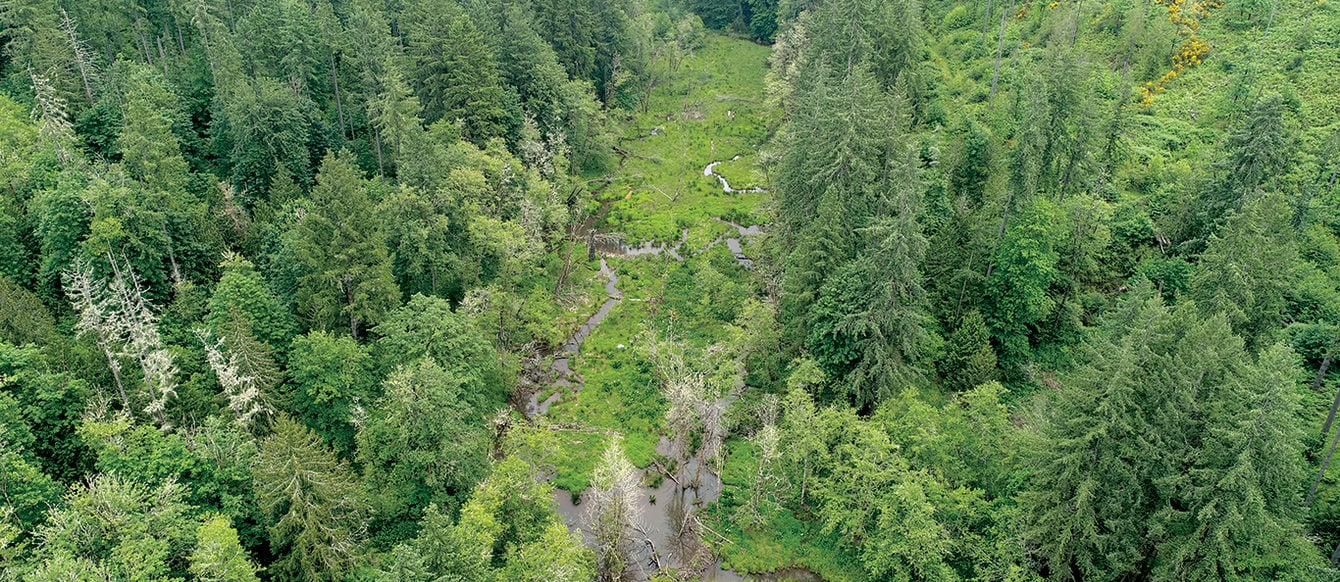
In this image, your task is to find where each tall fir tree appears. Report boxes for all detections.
[292,151,398,338]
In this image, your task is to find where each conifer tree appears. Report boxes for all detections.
[406,5,507,142]
[939,310,998,392]
[206,253,294,349]
[217,76,312,197]
[1154,344,1320,578]
[367,65,424,178]
[254,415,366,582]
[292,151,398,338]
[1023,285,1168,579]
[356,358,490,544]
[1192,191,1298,350]
[118,66,189,196]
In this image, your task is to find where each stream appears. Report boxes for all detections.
[704,154,767,194]
[514,158,818,580]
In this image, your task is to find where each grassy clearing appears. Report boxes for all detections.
[600,35,775,244]
[542,255,675,491]
[544,245,759,491]
[540,28,780,482]
[711,152,767,191]
[528,42,785,579]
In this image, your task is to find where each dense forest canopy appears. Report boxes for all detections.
[1,0,1339,580]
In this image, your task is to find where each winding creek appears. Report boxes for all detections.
[704,154,767,194]
[514,161,820,580]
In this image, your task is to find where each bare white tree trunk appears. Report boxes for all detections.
[64,260,128,407]
[106,255,178,429]
[30,73,77,167]
[744,395,780,525]
[59,10,98,105]
[197,329,271,430]
[585,437,646,582]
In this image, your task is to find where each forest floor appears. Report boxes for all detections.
[518,33,866,581]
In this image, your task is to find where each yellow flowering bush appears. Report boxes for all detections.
[1140,0,1221,106]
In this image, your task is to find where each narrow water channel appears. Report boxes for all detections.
[518,157,820,580]
[704,155,767,194]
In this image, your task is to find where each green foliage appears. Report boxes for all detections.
[406,4,509,143]
[118,65,190,195]
[28,474,196,581]
[0,277,57,347]
[951,120,993,207]
[393,456,593,581]
[985,202,1061,375]
[1192,191,1299,350]
[1022,286,1322,579]
[0,342,91,482]
[255,415,367,582]
[373,294,505,411]
[292,151,399,338]
[207,254,294,348]
[806,262,875,386]
[76,414,265,549]
[357,358,491,546]
[284,331,376,456]
[30,175,91,304]
[938,310,998,392]
[190,515,261,582]
[0,393,61,534]
[379,184,470,303]
[1,0,1338,577]
[216,75,313,198]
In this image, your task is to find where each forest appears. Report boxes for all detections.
[1,0,1339,580]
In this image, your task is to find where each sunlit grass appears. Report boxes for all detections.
[601,34,775,244]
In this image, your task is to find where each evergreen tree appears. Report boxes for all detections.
[366,60,424,179]
[30,176,92,305]
[1153,344,1321,578]
[951,120,993,208]
[216,76,313,199]
[118,66,190,196]
[292,151,398,338]
[406,4,507,143]
[1023,284,1322,578]
[206,253,294,349]
[1022,286,1170,579]
[254,415,367,582]
[843,138,931,402]
[1192,191,1298,350]
[939,310,998,392]
[984,201,1061,375]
